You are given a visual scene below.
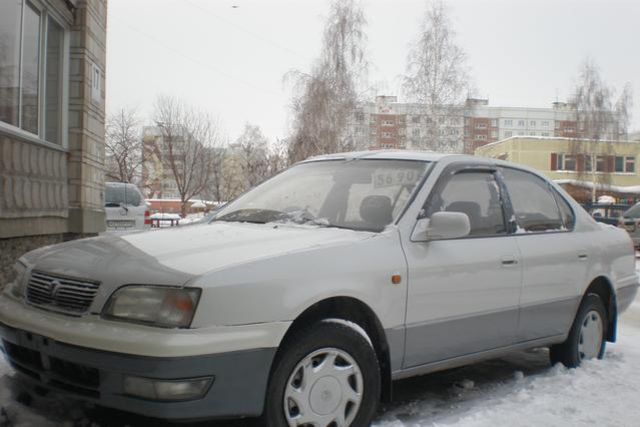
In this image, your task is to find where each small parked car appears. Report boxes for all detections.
[104,182,151,231]
[0,151,637,426]
[619,202,640,248]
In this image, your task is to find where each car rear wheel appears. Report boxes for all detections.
[550,293,607,368]
[263,322,380,427]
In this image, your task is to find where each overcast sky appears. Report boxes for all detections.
[106,0,640,142]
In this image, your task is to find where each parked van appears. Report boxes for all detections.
[104,182,151,231]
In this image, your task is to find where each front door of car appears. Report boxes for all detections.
[499,167,590,342]
[403,167,522,369]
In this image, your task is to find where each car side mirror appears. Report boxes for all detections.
[412,211,471,242]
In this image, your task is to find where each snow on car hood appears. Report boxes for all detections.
[24,222,374,288]
[121,221,373,275]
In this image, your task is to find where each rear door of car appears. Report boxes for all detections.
[402,164,523,368]
[498,167,588,342]
[105,184,147,230]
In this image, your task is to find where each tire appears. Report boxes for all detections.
[263,321,381,427]
[550,293,607,368]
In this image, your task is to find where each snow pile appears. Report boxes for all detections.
[374,311,640,427]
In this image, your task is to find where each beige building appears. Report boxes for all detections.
[475,136,640,203]
[0,0,107,283]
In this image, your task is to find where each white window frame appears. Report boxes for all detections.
[0,0,70,150]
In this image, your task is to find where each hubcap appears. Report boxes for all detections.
[578,310,603,361]
[284,347,363,427]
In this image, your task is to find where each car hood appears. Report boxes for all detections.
[24,222,374,286]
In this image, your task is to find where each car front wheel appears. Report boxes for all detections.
[550,293,607,368]
[264,321,380,427]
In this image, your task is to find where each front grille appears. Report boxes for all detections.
[26,271,100,315]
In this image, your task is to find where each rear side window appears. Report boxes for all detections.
[501,168,564,232]
[424,171,507,236]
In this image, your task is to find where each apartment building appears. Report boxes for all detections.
[141,126,180,198]
[350,96,625,155]
[0,0,108,284]
[348,96,464,153]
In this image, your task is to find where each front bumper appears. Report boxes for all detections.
[0,322,276,420]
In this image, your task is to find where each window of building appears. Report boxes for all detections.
[491,130,497,138]
[491,119,497,127]
[449,128,458,135]
[556,154,576,171]
[382,131,392,138]
[504,131,513,138]
[542,121,550,127]
[411,115,420,124]
[501,168,564,232]
[504,119,513,126]
[580,154,592,172]
[475,123,486,129]
[626,156,636,173]
[412,128,420,137]
[0,0,67,144]
[529,132,537,136]
[439,116,445,124]
[355,112,364,123]
[615,156,625,172]
[530,121,536,127]
[382,119,394,126]
[541,132,550,137]
[596,155,606,172]
[474,135,486,140]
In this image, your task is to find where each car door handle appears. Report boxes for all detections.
[578,253,588,261]
[501,257,518,266]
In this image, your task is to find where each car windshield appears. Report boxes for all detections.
[215,159,431,232]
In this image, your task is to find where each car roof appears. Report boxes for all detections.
[303,150,469,163]
[301,150,553,181]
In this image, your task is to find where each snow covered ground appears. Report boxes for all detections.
[1,298,639,426]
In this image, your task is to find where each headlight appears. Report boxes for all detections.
[5,260,28,299]
[103,286,200,328]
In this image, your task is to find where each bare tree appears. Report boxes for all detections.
[403,0,470,153]
[105,108,143,183]
[569,59,633,200]
[235,123,270,190]
[152,96,220,217]
[287,0,368,163]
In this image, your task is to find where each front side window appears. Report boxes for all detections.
[216,159,431,232]
[424,171,507,237]
[501,168,564,232]
[0,1,66,143]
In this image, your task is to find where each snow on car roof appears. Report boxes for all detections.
[303,150,464,163]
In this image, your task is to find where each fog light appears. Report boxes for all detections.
[123,376,213,401]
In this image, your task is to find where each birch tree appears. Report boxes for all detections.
[403,0,470,152]
[288,0,368,163]
[569,59,633,199]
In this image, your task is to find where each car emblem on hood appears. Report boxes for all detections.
[49,279,62,299]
